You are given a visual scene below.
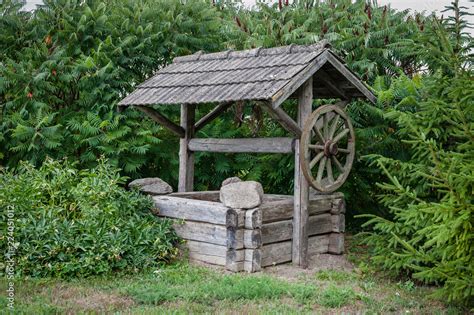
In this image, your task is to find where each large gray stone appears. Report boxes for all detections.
[221,176,242,187]
[129,178,173,195]
[219,181,264,209]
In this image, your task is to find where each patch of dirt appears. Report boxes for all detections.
[263,254,355,281]
[43,285,135,313]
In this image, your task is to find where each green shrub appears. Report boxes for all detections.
[360,72,473,306]
[0,158,179,278]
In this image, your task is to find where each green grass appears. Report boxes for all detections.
[0,236,464,314]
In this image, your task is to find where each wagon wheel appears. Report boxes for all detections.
[300,105,355,192]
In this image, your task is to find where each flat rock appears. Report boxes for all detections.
[129,178,173,195]
[221,177,242,187]
[220,181,263,209]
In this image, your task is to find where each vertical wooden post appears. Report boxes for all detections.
[178,104,195,192]
[292,77,313,267]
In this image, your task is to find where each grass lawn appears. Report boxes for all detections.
[0,235,463,314]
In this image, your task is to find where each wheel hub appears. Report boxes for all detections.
[324,140,338,157]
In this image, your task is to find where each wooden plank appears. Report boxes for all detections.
[308,198,334,215]
[245,209,262,229]
[262,213,343,244]
[328,233,344,254]
[226,248,245,272]
[135,106,185,138]
[244,249,262,273]
[292,76,312,268]
[261,240,292,267]
[261,103,302,137]
[153,196,236,227]
[178,104,195,192]
[188,138,295,154]
[261,235,329,267]
[262,220,293,244]
[188,252,226,266]
[173,221,243,249]
[331,214,345,233]
[326,52,377,104]
[185,240,227,257]
[261,199,294,223]
[272,50,328,108]
[330,198,345,214]
[258,194,341,224]
[226,261,245,272]
[308,234,330,255]
[170,191,220,202]
[243,229,262,249]
[194,102,233,132]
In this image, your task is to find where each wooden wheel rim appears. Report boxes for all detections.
[300,105,355,192]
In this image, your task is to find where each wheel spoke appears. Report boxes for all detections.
[316,156,327,182]
[338,148,350,154]
[332,156,344,173]
[333,128,349,143]
[308,144,324,150]
[328,115,341,140]
[313,125,325,142]
[309,151,324,169]
[323,113,329,139]
[326,158,334,184]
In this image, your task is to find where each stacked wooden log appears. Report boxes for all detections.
[148,180,345,272]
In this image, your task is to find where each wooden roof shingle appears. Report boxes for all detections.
[118,41,376,107]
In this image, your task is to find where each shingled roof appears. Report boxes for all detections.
[118,41,375,107]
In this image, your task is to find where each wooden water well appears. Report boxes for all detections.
[118,41,375,270]
[151,190,345,272]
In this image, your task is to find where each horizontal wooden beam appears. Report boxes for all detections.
[188,137,295,154]
[135,106,185,137]
[195,102,233,132]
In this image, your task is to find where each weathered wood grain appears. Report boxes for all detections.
[243,229,262,249]
[185,240,227,257]
[178,104,195,192]
[292,76,312,268]
[261,235,329,267]
[188,252,227,266]
[244,249,262,273]
[262,219,293,244]
[330,198,345,214]
[170,191,220,202]
[328,233,344,254]
[244,208,262,229]
[153,196,236,227]
[173,221,243,249]
[188,138,295,154]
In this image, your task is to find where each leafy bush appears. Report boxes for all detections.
[0,158,179,278]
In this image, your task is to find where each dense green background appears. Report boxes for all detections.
[1,0,472,305]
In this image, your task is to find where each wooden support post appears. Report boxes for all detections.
[292,76,312,267]
[178,104,195,192]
